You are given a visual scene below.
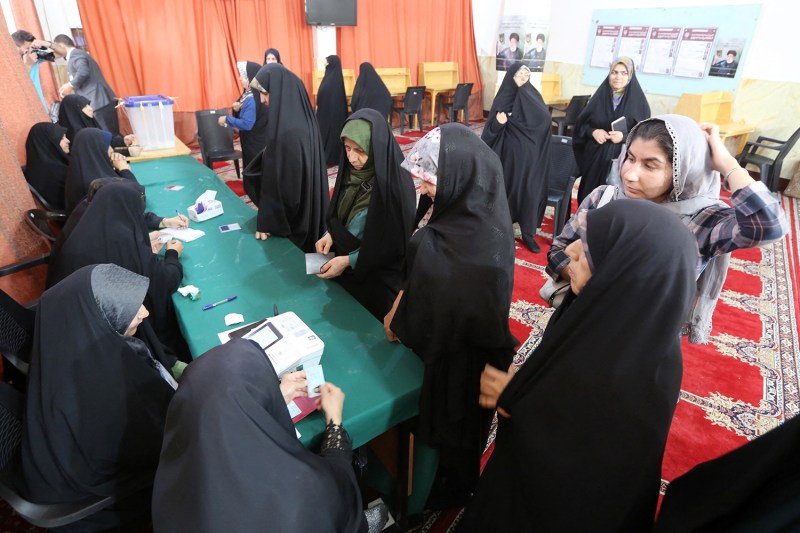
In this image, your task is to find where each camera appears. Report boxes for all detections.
[31,47,55,62]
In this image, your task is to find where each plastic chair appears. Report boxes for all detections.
[195,109,243,179]
[25,209,66,243]
[546,135,580,239]
[0,289,35,378]
[436,83,473,127]
[392,86,425,134]
[551,95,590,136]
[736,126,800,192]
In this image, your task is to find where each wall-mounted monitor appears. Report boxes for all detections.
[305,0,357,26]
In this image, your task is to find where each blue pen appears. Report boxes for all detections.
[202,296,237,311]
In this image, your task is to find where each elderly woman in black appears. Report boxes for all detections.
[23,122,71,209]
[315,108,416,319]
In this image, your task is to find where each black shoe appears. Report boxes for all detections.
[522,234,540,253]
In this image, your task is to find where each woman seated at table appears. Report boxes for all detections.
[317,54,349,166]
[351,62,392,122]
[21,264,177,531]
[481,62,552,253]
[219,61,268,168]
[64,127,138,214]
[459,200,697,532]
[384,125,519,506]
[47,182,190,360]
[23,122,71,209]
[58,94,140,156]
[152,338,386,533]
[244,63,329,251]
[572,56,650,204]
[549,114,789,343]
[315,109,416,320]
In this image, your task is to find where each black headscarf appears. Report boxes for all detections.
[481,62,552,239]
[460,199,697,532]
[58,94,99,142]
[23,122,70,209]
[327,108,416,318]
[152,338,363,533]
[47,183,185,358]
[351,62,393,121]
[263,47,282,65]
[317,54,349,166]
[654,414,800,532]
[573,58,650,204]
[243,63,329,252]
[390,124,518,490]
[21,264,174,525]
[64,127,129,214]
[236,61,269,168]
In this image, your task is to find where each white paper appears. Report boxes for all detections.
[589,25,621,69]
[287,401,301,418]
[673,27,717,79]
[305,364,325,398]
[642,27,681,76]
[194,190,218,212]
[165,184,184,191]
[305,252,334,275]
[295,428,302,439]
[224,313,244,326]
[160,227,206,242]
[177,285,200,298]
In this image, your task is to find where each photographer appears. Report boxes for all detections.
[11,29,54,112]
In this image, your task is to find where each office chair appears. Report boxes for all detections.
[546,135,580,239]
[737,126,800,192]
[0,289,36,379]
[195,109,243,179]
[551,95,590,136]
[392,86,426,134]
[436,82,473,127]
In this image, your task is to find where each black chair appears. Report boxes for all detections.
[546,135,580,239]
[0,289,35,378]
[551,95,590,136]
[195,109,242,179]
[736,126,800,192]
[25,209,66,243]
[436,82,473,127]
[392,86,426,134]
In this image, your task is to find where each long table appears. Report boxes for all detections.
[130,156,423,451]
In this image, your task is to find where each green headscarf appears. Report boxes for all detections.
[337,119,374,225]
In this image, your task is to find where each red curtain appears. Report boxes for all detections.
[337,0,483,121]
[76,0,316,141]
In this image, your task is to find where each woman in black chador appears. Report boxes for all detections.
[244,63,329,251]
[316,55,349,166]
[351,62,392,121]
[481,62,552,253]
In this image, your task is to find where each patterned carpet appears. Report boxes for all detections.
[198,123,800,531]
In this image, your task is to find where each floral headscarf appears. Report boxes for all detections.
[401,127,441,185]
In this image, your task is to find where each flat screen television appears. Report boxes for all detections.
[305,0,357,26]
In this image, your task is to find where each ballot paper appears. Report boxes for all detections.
[160,227,206,242]
[224,313,244,326]
[305,364,325,398]
[305,252,334,275]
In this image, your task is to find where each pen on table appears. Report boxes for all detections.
[175,209,187,229]
[202,296,237,311]
[273,304,279,316]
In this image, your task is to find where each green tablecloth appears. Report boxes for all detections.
[131,156,422,448]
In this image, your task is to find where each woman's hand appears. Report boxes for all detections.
[166,239,184,256]
[496,112,508,125]
[699,122,754,192]
[149,231,166,254]
[280,371,308,405]
[232,101,242,112]
[318,382,345,425]
[110,151,130,171]
[383,290,404,342]
[217,116,227,127]
[255,231,270,241]
[317,256,349,279]
[479,363,516,418]
[315,233,333,254]
[160,214,189,230]
[608,131,624,144]
[592,129,610,144]
[124,134,138,146]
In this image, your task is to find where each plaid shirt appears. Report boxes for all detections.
[547,181,790,279]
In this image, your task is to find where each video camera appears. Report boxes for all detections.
[30,47,55,62]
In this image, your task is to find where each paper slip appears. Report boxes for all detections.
[224,313,244,326]
[165,184,184,191]
[305,364,325,398]
[177,285,199,299]
[287,401,302,418]
[219,223,241,232]
[305,252,334,275]
[160,227,206,242]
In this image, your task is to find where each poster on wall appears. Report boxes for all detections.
[617,26,649,69]
[673,27,718,78]
[496,15,549,72]
[708,37,745,78]
[641,26,681,75]
[589,25,621,68]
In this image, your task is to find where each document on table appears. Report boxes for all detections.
[305,252,334,275]
[160,227,206,242]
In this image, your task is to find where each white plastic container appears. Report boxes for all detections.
[122,95,175,151]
